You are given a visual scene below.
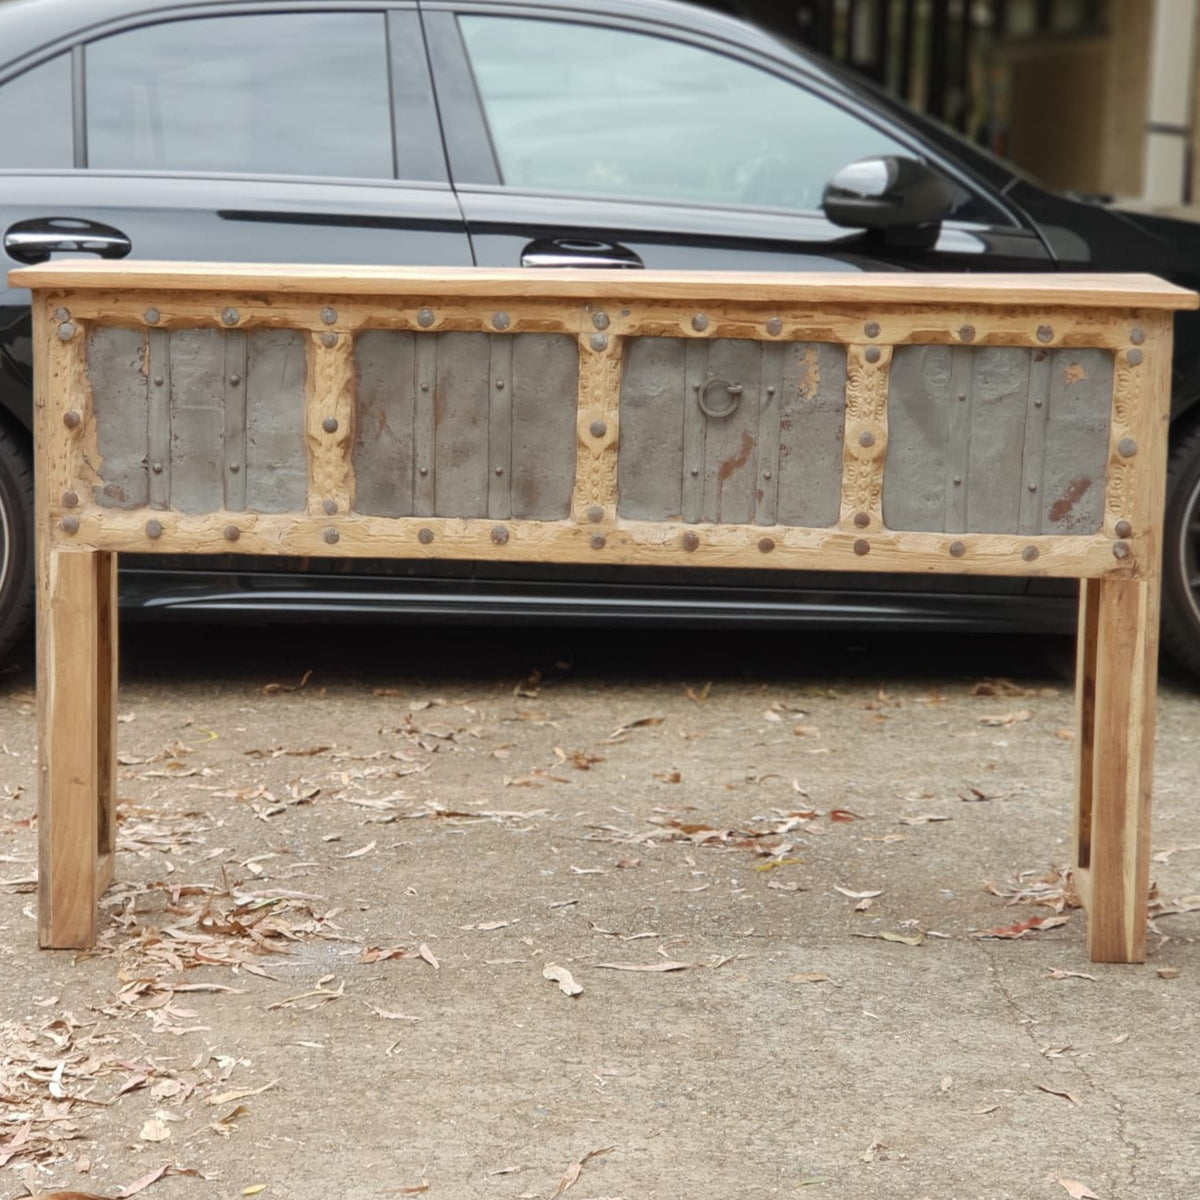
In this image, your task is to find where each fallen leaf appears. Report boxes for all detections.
[552,1147,614,1198]
[138,1118,170,1143]
[241,1189,267,1197]
[685,682,712,703]
[591,960,691,972]
[339,840,377,859]
[1036,1084,1081,1106]
[418,943,440,969]
[829,809,861,822]
[851,931,924,946]
[207,1080,279,1106]
[973,915,1069,939]
[899,814,951,825]
[607,716,664,741]
[978,709,1032,727]
[789,972,830,984]
[1157,967,1181,979]
[543,964,583,996]
[833,887,883,900]
[1047,968,1097,982]
[1051,1175,1101,1199]
[460,919,515,931]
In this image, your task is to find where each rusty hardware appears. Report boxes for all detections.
[323,527,339,545]
[758,537,775,553]
[1127,349,1143,365]
[56,321,75,340]
[864,320,880,338]
[320,307,337,325]
[959,324,975,342]
[587,505,604,523]
[145,519,163,539]
[853,539,870,556]
[221,307,239,326]
[766,317,783,336]
[61,490,78,508]
[1021,545,1039,561]
[1036,324,1053,343]
[491,525,509,545]
[854,511,870,528]
[321,332,338,348]
[61,516,79,535]
[696,378,743,419]
[1115,519,1133,539]
[681,531,700,552]
[322,416,339,434]
[590,333,608,352]
[492,311,510,331]
[1118,437,1138,458]
[691,313,708,332]
[1113,541,1131,559]
[417,308,435,328]
[864,345,881,364]
[589,419,607,438]
[949,540,966,558]
[858,430,875,448]
[223,525,240,542]
[418,527,434,545]
[1130,327,1146,345]
[323,498,338,515]
[590,534,606,550]
[144,307,160,325]
[62,410,81,429]
[592,311,610,331]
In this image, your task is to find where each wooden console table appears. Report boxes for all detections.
[11,261,1196,960]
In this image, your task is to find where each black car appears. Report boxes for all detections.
[4,0,1200,675]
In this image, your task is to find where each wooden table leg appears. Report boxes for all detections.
[1074,575,1159,963]
[37,547,117,948]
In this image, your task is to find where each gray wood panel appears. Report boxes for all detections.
[354,331,417,519]
[243,331,307,513]
[166,330,226,514]
[618,336,845,528]
[88,328,149,509]
[511,334,577,520]
[884,345,1111,535]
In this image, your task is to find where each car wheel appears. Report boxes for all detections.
[0,415,34,666]
[1161,413,1200,680]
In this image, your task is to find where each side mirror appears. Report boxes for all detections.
[822,156,954,232]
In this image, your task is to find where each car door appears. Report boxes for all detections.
[0,4,470,351]
[421,4,1050,276]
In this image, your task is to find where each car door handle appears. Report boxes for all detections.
[520,237,643,269]
[4,217,132,265]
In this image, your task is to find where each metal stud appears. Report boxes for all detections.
[758,537,775,553]
[62,410,81,429]
[320,306,337,325]
[1115,519,1132,539]
[323,498,338,516]
[1027,482,1038,493]
[145,519,163,539]
[417,308,435,328]
[53,307,70,321]
[229,463,240,474]
[590,534,606,550]
[491,525,509,545]
[858,430,875,448]
[1127,349,1143,365]
[323,527,339,545]
[62,516,79,535]
[689,467,699,477]
[853,539,870,556]
[864,346,881,364]
[1036,324,1053,343]
[492,312,511,331]
[144,307,160,325]
[853,512,870,528]
[418,527,434,545]
[682,531,700,552]
[152,462,163,475]
[321,332,338,348]
[1021,545,1039,562]
[228,374,241,387]
[153,376,164,387]
[494,466,504,477]
[589,419,607,439]
[322,416,339,434]
[61,490,78,508]
[864,321,880,338]
[959,324,975,342]
[1117,437,1138,458]
[495,379,505,390]
[221,307,239,326]
[1130,328,1146,345]
[691,313,708,332]
[592,311,610,331]
[223,525,240,542]
[56,321,75,341]
[1113,541,1131,559]
[762,470,772,481]
[418,466,429,476]
[949,540,966,558]
[766,317,783,336]
[590,333,608,352]
[587,505,604,524]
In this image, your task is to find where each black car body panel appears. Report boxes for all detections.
[0,0,1198,662]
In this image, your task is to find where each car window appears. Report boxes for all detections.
[458,16,910,213]
[85,13,394,179]
[0,55,74,168]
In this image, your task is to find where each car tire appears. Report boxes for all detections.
[0,415,34,666]
[1161,413,1200,681]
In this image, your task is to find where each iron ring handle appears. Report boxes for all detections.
[696,377,743,419]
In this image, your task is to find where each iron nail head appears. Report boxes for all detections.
[144,307,160,325]
[323,527,340,545]
[145,519,163,539]
[864,345,881,364]
[417,308,435,328]
[322,416,339,434]
[592,311,610,331]
[62,516,80,535]
[418,528,434,545]
[320,306,337,325]
[492,311,511,331]
[1118,437,1138,458]
[221,307,239,326]
[1115,519,1132,539]
[590,333,608,352]
[589,419,607,439]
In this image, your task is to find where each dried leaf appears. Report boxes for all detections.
[418,943,440,969]
[207,1080,279,1106]
[116,1166,170,1198]
[973,915,1069,939]
[833,887,883,900]
[339,840,377,859]
[592,960,691,972]
[829,809,861,822]
[460,919,514,931]
[138,1118,170,1143]
[1051,1176,1101,1199]
[1157,967,1181,979]
[1036,1084,1081,1106]
[851,931,924,946]
[978,709,1032,727]
[899,814,951,825]
[607,716,664,741]
[1047,968,1096,982]
[543,965,583,996]
[552,1147,614,1198]
[789,972,830,984]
